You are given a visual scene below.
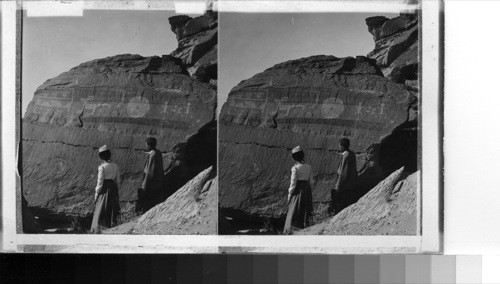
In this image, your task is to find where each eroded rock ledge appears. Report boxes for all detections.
[366,12,419,85]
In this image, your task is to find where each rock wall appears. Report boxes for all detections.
[219,55,416,219]
[105,166,217,235]
[21,10,217,229]
[169,9,218,85]
[365,11,420,174]
[366,12,419,86]
[298,168,418,235]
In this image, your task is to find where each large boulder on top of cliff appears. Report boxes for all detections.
[168,15,193,39]
[22,54,217,218]
[169,10,218,84]
[366,14,417,42]
[366,12,419,85]
[168,10,217,41]
[298,168,418,235]
[170,28,217,67]
[104,167,217,235]
[219,55,416,219]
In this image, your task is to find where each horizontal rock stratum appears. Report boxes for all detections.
[22,54,216,217]
[219,55,416,219]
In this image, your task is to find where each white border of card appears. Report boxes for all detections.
[1,0,442,254]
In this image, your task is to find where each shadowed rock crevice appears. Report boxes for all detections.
[219,208,284,235]
[379,119,418,175]
[159,119,217,204]
[339,120,418,214]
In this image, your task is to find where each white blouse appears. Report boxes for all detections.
[95,162,121,194]
[288,162,314,194]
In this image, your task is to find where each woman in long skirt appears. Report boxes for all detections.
[90,145,121,233]
[283,146,314,235]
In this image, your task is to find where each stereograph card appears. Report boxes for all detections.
[0,0,442,254]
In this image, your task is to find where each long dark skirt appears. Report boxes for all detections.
[283,180,313,235]
[91,179,120,233]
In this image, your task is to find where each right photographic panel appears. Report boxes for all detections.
[218,6,422,238]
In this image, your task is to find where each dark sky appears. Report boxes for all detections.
[219,12,398,106]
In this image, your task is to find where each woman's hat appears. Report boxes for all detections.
[291,146,302,154]
[98,145,109,153]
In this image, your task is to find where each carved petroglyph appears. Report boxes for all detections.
[226,106,238,116]
[80,95,99,116]
[311,90,321,104]
[161,100,194,120]
[320,98,344,119]
[161,101,170,115]
[228,91,337,124]
[354,102,387,118]
[355,102,363,116]
[95,103,113,117]
[348,88,382,95]
[154,87,187,94]
[36,98,65,108]
[225,88,399,131]
[32,105,43,114]
[36,94,149,119]
[127,96,151,118]
[200,90,216,103]
[379,103,386,115]
[277,101,306,117]
[33,82,201,121]
[115,92,126,111]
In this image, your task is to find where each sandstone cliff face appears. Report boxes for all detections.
[21,11,217,231]
[22,54,216,217]
[219,55,417,221]
[298,168,418,235]
[105,167,217,235]
[169,10,218,85]
[366,12,419,86]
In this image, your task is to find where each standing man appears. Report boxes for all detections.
[329,137,358,215]
[136,137,164,213]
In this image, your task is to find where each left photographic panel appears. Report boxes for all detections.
[20,4,218,236]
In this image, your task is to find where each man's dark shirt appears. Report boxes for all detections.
[334,149,358,192]
[142,149,164,191]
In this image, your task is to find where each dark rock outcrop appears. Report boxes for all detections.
[168,10,217,41]
[366,12,419,85]
[365,11,420,174]
[298,168,418,235]
[169,9,218,84]
[21,10,218,232]
[219,55,416,221]
[105,166,217,235]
